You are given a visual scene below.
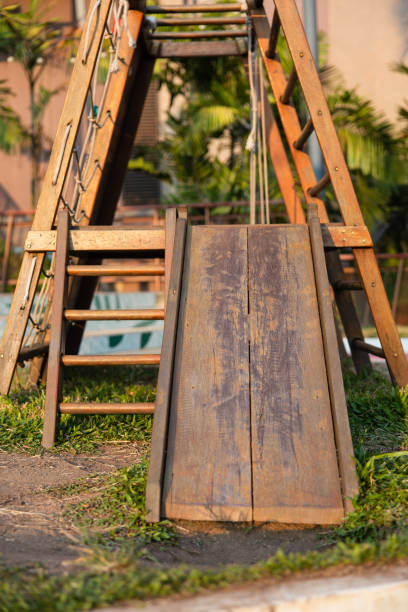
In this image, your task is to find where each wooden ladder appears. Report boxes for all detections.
[247,0,408,386]
[41,207,171,448]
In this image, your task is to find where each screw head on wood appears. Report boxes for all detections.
[299,51,304,57]
[371,281,376,287]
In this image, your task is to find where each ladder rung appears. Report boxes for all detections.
[59,402,155,415]
[294,119,314,150]
[67,264,165,277]
[334,280,363,291]
[266,10,280,59]
[308,172,331,197]
[352,339,385,359]
[280,67,298,104]
[156,17,246,26]
[150,29,247,40]
[146,4,244,14]
[18,342,49,363]
[62,354,161,366]
[64,309,165,321]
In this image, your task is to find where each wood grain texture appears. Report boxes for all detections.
[42,209,70,448]
[25,229,165,253]
[308,206,359,514]
[248,225,343,524]
[162,226,252,521]
[322,225,372,249]
[146,218,187,523]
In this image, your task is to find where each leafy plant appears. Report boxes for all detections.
[0,0,70,206]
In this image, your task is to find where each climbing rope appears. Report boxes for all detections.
[246,19,270,225]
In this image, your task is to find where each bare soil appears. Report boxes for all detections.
[0,445,331,573]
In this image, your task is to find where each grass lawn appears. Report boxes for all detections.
[0,366,407,611]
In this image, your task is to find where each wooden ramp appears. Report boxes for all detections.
[146,218,359,524]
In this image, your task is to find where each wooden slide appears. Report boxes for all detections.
[146,216,359,524]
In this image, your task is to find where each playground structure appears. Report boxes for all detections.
[1,0,408,524]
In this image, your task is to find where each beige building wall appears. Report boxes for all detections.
[321,0,407,123]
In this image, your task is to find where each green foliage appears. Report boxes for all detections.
[0,79,23,152]
[335,372,408,542]
[62,460,175,543]
[0,0,69,205]
[1,530,408,611]
[0,366,157,454]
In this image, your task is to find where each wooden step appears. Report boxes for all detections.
[62,354,160,366]
[67,264,165,277]
[64,309,165,321]
[60,402,155,415]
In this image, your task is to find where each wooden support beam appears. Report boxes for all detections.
[146,218,187,523]
[266,9,280,59]
[18,342,49,363]
[308,203,359,514]
[150,40,246,58]
[42,209,70,449]
[322,225,372,249]
[334,280,363,292]
[24,229,165,253]
[352,339,385,359]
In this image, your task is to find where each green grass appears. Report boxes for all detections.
[1,367,408,610]
[0,366,157,453]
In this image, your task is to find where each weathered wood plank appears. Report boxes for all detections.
[248,225,343,524]
[146,218,187,523]
[42,209,70,449]
[322,225,372,249]
[162,226,252,521]
[149,40,246,58]
[24,229,165,253]
[308,206,359,514]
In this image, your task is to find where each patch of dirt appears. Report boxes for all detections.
[0,446,332,572]
[0,443,145,570]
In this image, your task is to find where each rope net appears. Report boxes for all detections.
[22,0,134,353]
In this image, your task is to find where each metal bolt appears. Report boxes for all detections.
[335,166,340,171]
[317,110,323,116]
[26,241,31,249]
[299,51,304,57]
[371,281,376,287]
[394,353,398,357]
